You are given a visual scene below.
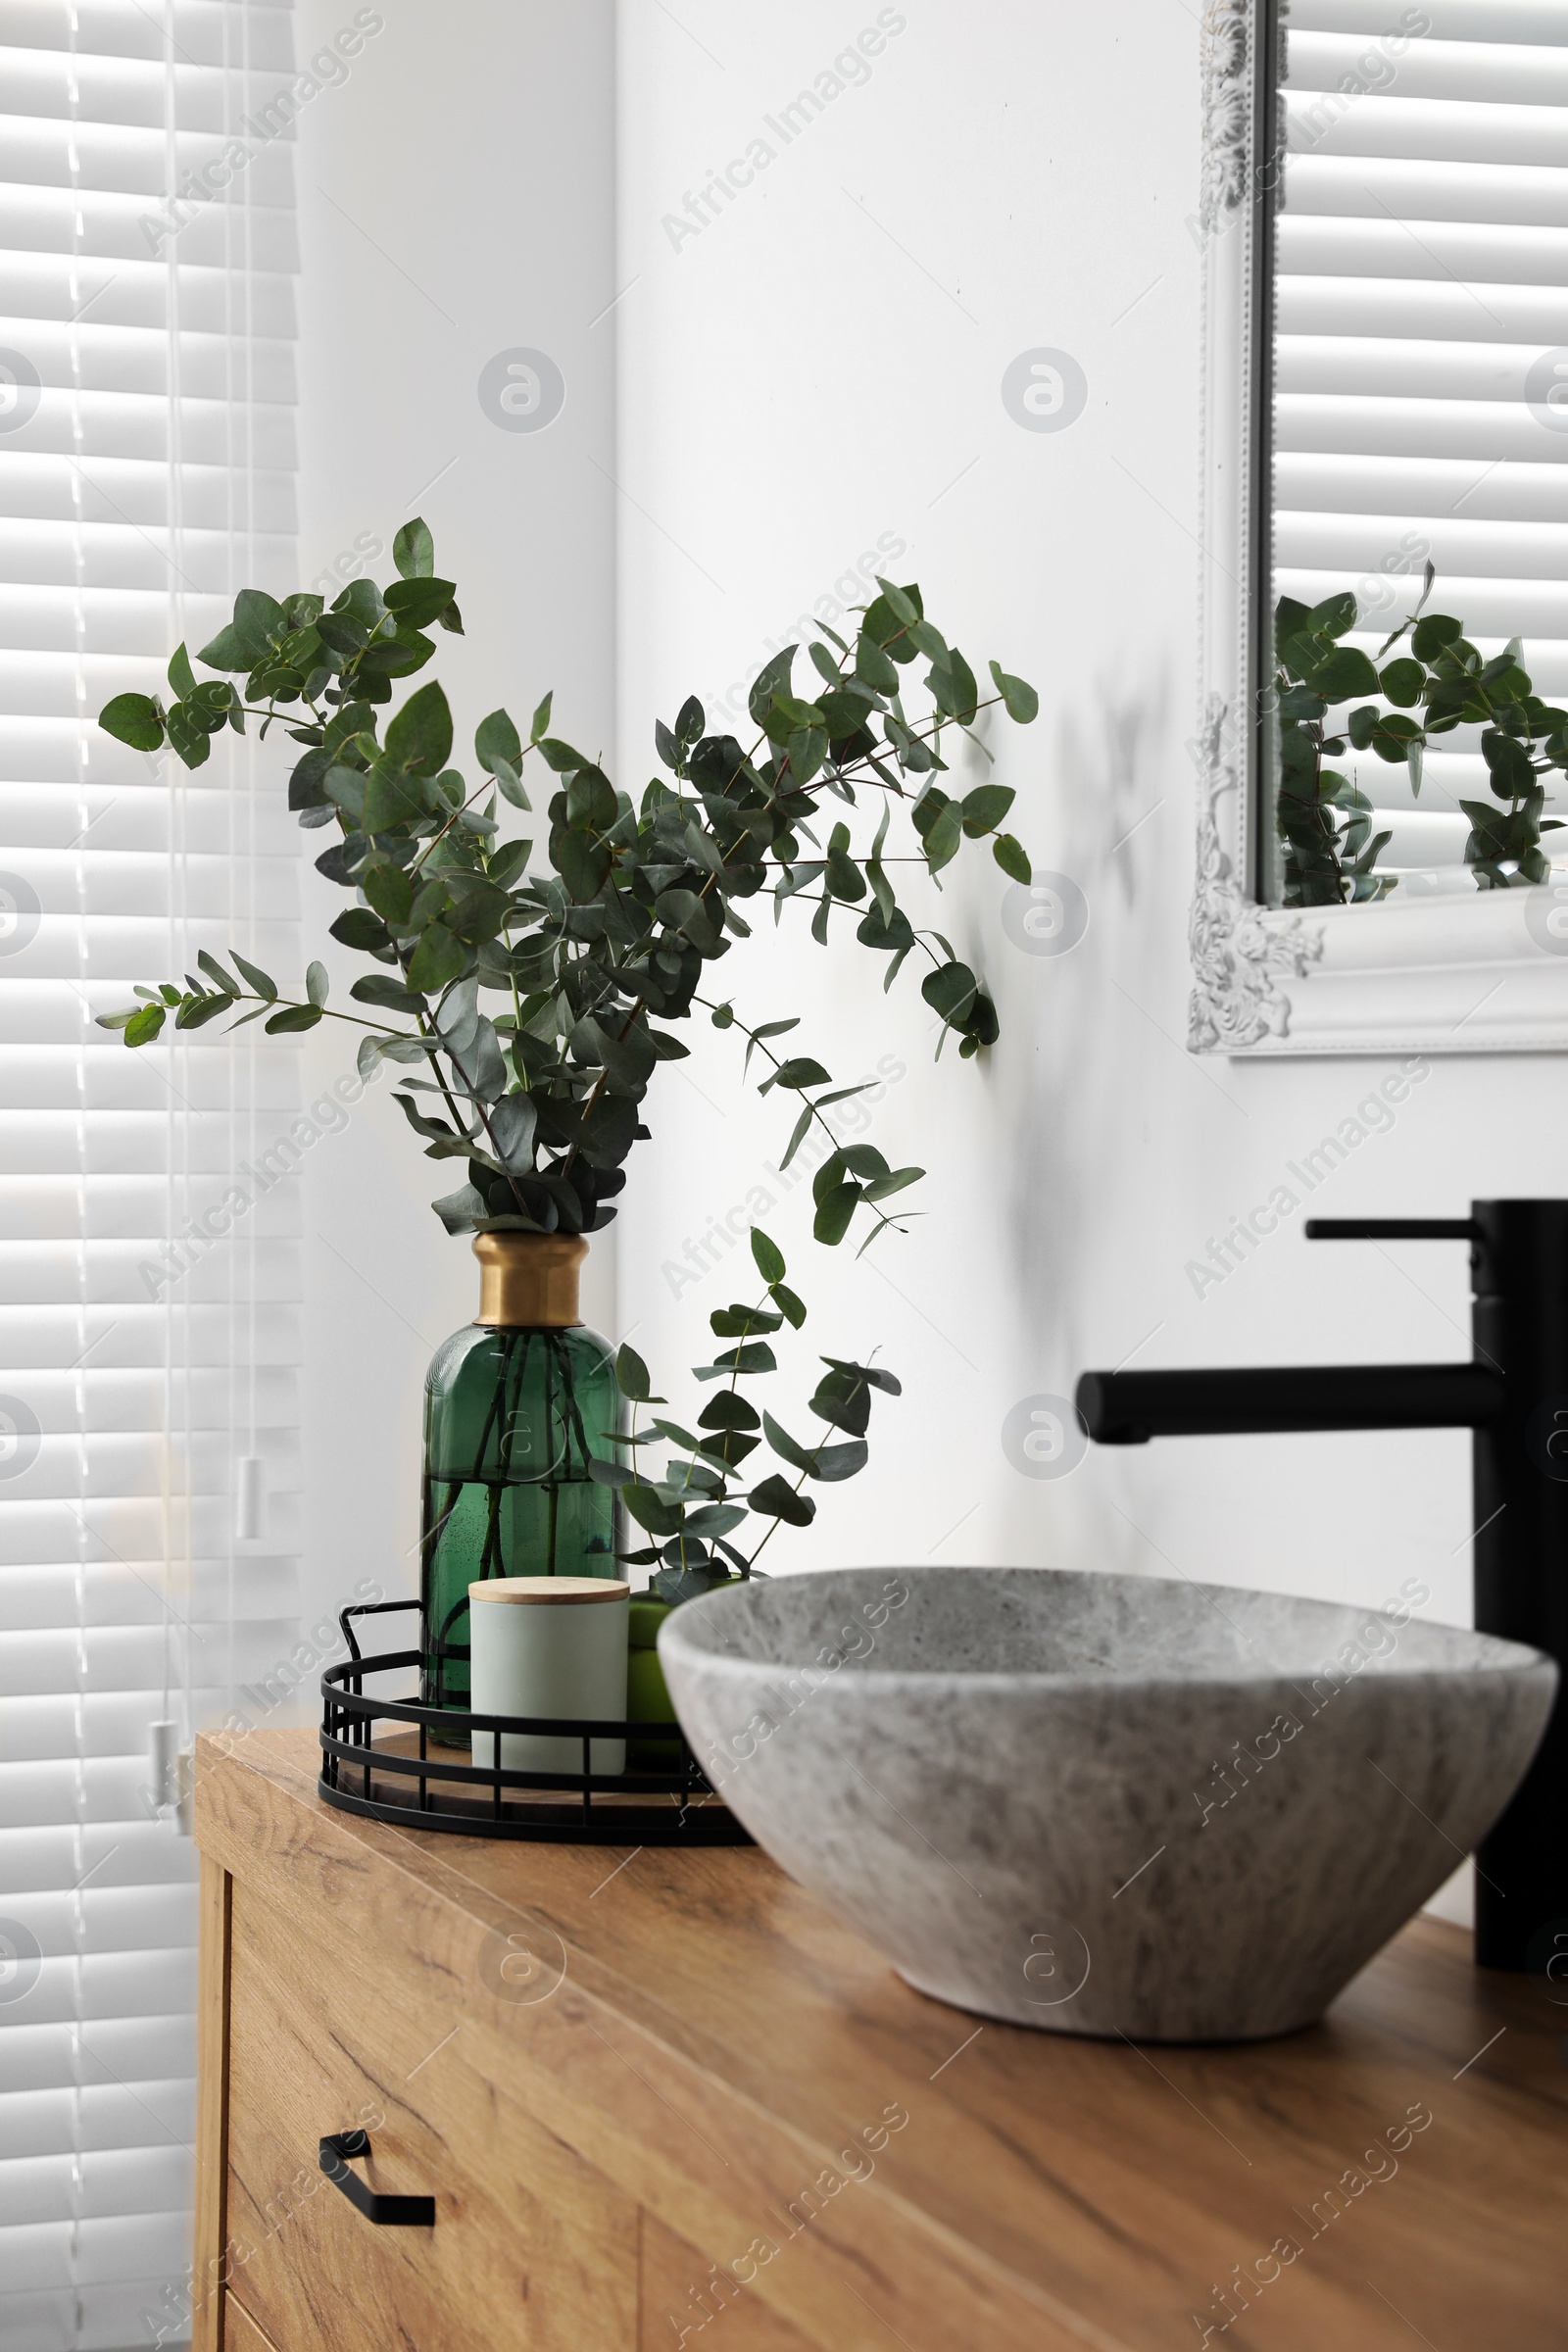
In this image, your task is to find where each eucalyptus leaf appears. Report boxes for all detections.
[921,959,978,1027]
[475,708,523,775]
[699,1391,760,1432]
[197,950,240,997]
[761,1411,814,1475]
[230,953,277,1001]
[710,1303,784,1337]
[694,1342,776,1380]
[123,1003,168,1046]
[810,1438,869,1482]
[993,833,1031,884]
[747,1474,814,1528]
[987,661,1039,723]
[408,923,466,994]
[384,679,453,775]
[622,1484,684,1538]
[923,800,963,873]
[393,516,435,579]
[684,1503,747,1536]
[383,576,455,629]
[99,693,166,752]
[750,1228,785,1284]
[362,860,415,926]
[588,1455,635,1488]
[488,1093,537,1170]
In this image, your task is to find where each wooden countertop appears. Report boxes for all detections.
[197,1729,1566,2352]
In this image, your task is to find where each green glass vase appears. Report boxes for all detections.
[419,1233,618,1717]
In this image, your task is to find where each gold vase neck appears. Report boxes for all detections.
[472,1233,586,1327]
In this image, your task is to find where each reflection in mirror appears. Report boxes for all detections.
[1259,0,1568,908]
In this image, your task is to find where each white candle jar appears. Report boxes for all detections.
[468,1577,629,1780]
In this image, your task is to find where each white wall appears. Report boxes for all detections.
[609,0,1568,1924]
[289,0,618,1651]
[281,1,1555,1918]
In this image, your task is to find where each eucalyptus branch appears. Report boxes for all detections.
[741,1397,858,1575]
[1276,569,1568,904]
[693,994,916,1250]
[408,737,542,879]
[97,527,1032,1255]
[232,994,407,1037]
[607,1234,895,1601]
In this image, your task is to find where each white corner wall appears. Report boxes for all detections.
[281,2,1561,1924]
[291,0,618,1653]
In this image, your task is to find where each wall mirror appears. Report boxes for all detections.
[1194,0,1568,1054]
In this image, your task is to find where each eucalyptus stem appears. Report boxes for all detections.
[692,995,909,1246]
[742,1371,867,1575]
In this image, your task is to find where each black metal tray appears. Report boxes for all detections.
[318,1599,751,1845]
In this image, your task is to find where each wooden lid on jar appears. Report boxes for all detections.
[467,1577,629,1605]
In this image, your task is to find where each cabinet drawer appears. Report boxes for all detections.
[224,2295,283,2352]
[223,1876,637,2352]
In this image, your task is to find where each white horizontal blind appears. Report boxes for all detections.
[0,6,303,2347]
[1274,0,1568,891]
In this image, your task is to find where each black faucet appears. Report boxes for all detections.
[1076,1199,1568,1974]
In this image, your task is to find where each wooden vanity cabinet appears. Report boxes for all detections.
[193,1730,1565,2352]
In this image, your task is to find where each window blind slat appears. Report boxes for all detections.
[3,2210,195,2291]
[0,2143,191,2221]
[1278,214,1568,281]
[0,2081,195,2163]
[1280,272,1568,342]
[0,1819,202,1887]
[1287,90,1568,171]
[0,1947,194,2023]
[1289,28,1568,105]
[1276,389,1568,461]
[1291,0,1568,48]
[1278,505,1568,581]
[0,520,296,590]
[1278,561,1568,639]
[1286,152,1568,226]
[1278,335,1566,403]
[1276,453,1568,520]
[0,1551,300,1642]
[6,3,295,67]
[2,1683,296,1766]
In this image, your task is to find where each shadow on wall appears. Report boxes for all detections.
[1000,658,1175,1559]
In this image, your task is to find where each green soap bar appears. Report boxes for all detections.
[628,1597,671,1652]
[627,1645,676,1726]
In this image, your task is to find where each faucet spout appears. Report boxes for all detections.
[1075,1363,1504,1446]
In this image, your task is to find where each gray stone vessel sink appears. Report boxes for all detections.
[658,1566,1556,2041]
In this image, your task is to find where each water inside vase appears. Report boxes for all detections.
[419,1321,618,1715]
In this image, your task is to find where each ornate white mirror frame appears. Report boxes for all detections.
[1191,0,1568,1058]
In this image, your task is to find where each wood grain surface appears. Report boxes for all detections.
[194,1728,1568,2351]
[223,2293,284,2352]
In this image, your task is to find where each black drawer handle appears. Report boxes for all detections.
[318,2131,434,2227]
